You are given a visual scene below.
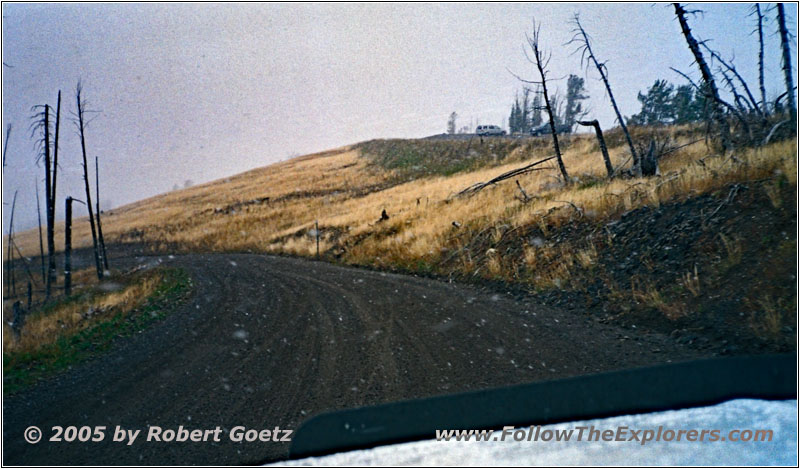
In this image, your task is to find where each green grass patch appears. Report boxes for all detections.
[3,268,192,394]
[356,138,545,179]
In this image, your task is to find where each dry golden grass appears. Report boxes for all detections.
[7,130,796,287]
[3,270,164,355]
[2,267,101,321]
[748,295,796,339]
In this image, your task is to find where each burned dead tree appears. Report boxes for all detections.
[455,155,556,197]
[518,19,569,183]
[577,120,613,177]
[640,140,658,177]
[2,124,10,174]
[43,103,54,294]
[64,196,85,296]
[64,197,73,295]
[95,156,109,271]
[11,301,24,339]
[6,190,18,297]
[35,180,46,283]
[776,3,796,114]
[75,82,103,279]
[31,103,57,297]
[752,4,768,115]
[52,91,61,220]
[702,44,761,117]
[698,45,759,142]
[673,3,732,151]
[569,14,638,175]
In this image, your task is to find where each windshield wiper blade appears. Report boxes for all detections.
[288,354,796,460]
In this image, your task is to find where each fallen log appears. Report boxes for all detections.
[453,156,556,198]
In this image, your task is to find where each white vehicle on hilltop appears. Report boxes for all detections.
[475,125,506,136]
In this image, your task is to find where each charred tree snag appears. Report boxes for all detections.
[11,301,24,339]
[524,19,569,184]
[673,3,732,151]
[6,190,18,297]
[31,97,62,296]
[569,14,638,175]
[577,120,613,177]
[64,197,73,296]
[2,124,10,174]
[95,156,109,271]
[52,91,61,222]
[640,140,659,177]
[753,4,768,115]
[35,180,46,283]
[63,197,86,296]
[776,3,796,114]
[456,156,556,197]
[32,103,57,298]
[75,82,103,279]
[43,104,53,295]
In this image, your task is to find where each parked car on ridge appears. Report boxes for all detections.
[530,123,572,136]
[476,125,506,136]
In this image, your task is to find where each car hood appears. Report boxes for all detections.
[277,398,797,466]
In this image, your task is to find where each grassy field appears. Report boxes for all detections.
[9,126,795,270]
[3,268,192,393]
[6,125,797,348]
[16,125,792,261]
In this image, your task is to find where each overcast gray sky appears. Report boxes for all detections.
[2,2,796,232]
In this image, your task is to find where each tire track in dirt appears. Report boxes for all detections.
[3,252,705,465]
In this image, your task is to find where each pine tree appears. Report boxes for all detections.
[447,112,457,134]
[509,95,523,133]
[563,75,589,130]
[672,84,702,124]
[630,80,674,125]
[531,92,543,128]
[521,88,531,131]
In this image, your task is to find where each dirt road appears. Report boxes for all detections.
[3,253,704,465]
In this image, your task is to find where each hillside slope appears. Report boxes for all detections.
[7,127,797,353]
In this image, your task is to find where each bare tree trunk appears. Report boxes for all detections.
[673,3,732,150]
[755,4,768,115]
[2,124,10,174]
[35,180,46,283]
[577,120,613,177]
[42,104,57,298]
[777,3,796,114]
[95,156,109,271]
[76,82,103,279]
[542,80,568,183]
[64,197,73,296]
[525,20,569,183]
[11,241,38,292]
[52,91,60,219]
[11,301,23,339]
[6,190,18,297]
[570,15,638,174]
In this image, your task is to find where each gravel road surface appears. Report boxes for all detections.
[3,253,703,465]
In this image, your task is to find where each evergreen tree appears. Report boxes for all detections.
[447,112,458,134]
[531,92,543,128]
[563,75,589,130]
[672,84,702,124]
[509,94,523,133]
[521,88,531,131]
[629,79,675,125]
